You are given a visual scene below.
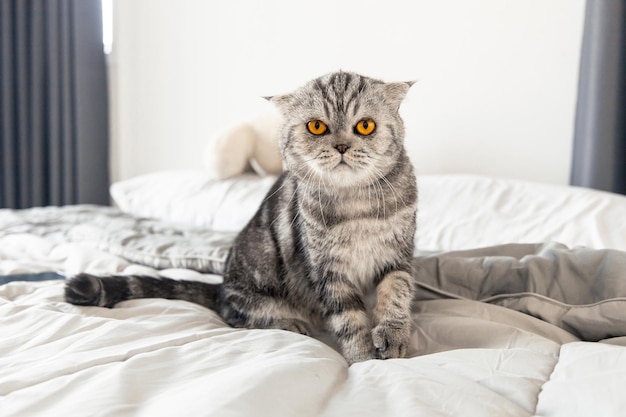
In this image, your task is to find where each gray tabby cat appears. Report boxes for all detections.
[65,71,417,364]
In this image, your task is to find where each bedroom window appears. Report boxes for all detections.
[102,0,113,54]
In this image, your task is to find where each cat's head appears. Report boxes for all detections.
[269,71,413,189]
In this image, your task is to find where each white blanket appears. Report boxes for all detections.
[3,279,626,416]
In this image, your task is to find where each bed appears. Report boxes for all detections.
[2,172,626,416]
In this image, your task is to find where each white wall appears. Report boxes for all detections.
[110,0,586,184]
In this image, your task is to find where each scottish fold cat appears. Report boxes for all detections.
[66,71,417,364]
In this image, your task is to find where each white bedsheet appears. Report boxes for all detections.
[2,174,626,417]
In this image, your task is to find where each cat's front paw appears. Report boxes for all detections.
[342,335,376,364]
[345,346,376,365]
[372,320,410,359]
[65,273,103,306]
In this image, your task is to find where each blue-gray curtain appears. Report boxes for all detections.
[571,0,626,194]
[0,0,109,209]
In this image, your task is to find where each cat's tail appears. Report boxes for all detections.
[65,273,221,310]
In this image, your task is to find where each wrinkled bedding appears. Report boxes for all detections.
[2,204,626,416]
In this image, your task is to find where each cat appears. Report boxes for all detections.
[65,71,417,364]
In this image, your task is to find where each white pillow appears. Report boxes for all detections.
[110,171,277,232]
[111,172,626,252]
[417,174,626,252]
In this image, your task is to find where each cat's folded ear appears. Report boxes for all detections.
[383,81,415,111]
[264,94,293,114]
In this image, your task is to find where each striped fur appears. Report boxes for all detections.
[65,71,417,364]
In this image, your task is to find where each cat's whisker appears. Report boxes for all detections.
[269,186,297,228]
[371,167,404,216]
[380,176,399,217]
[379,179,387,220]
[364,185,376,220]
[370,177,383,221]
[289,209,301,229]
[262,171,292,203]
[270,165,313,228]
[317,173,328,229]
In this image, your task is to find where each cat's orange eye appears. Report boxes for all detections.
[307,119,328,135]
[355,119,376,136]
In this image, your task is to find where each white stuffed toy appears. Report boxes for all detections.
[203,111,283,179]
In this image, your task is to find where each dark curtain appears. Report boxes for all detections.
[571,0,626,194]
[0,0,109,209]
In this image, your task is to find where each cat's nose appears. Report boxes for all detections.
[334,144,350,154]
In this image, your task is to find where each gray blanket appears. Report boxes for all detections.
[414,242,626,341]
[2,205,625,341]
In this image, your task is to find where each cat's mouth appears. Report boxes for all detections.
[336,157,352,169]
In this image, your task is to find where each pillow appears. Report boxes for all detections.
[416,174,626,252]
[111,172,626,252]
[110,171,277,232]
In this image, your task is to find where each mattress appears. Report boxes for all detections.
[2,173,626,417]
